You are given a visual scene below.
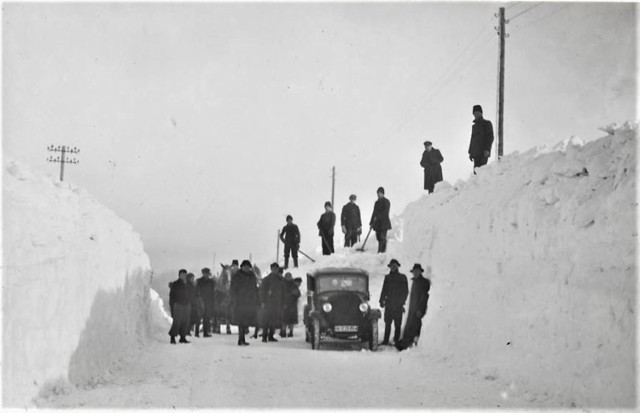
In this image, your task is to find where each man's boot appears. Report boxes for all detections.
[226,324,232,334]
[262,332,268,343]
[293,257,298,268]
[179,336,190,344]
[284,257,289,269]
[381,322,391,345]
[170,336,176,344]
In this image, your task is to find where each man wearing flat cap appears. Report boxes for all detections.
[196,267,216,337]
[230,260,259,346]
[369,187,392,253]
[420,141,444,193]
[341,194,362,248]
[396,263,431,351]
[379,259,408,345]
[468,104,495,173]
[259,263,286,342]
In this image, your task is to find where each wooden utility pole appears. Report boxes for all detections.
[497,7,506,158]
[331,166,335,207]
[47,145,80,181]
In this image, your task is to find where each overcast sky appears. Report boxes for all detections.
[3,2,636,272]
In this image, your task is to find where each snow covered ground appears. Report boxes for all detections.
[2,160,164,407]
[7,124,637,409]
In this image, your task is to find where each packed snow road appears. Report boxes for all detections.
[37,328,536,409]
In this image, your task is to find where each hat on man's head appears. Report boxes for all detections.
[349,194,357,201]
[179,269,188,275]
[201,267,211,274]
[286,215,293,221]
[231,259,239,266]
[240,259,252,268]
[388,258,401,267]
[293,277,302,283]
[473,104,483,114]
[270,262,279,269]
[424,140,433,147]
[377,186,385,195]
[324,201,332,208]
[411,263,424,273]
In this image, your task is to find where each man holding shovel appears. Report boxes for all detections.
[369,186,392,253]
[280,215,301,268]
[317,201,336,255]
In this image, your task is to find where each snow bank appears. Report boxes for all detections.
[2,160,166,407]
[397,123,637,407]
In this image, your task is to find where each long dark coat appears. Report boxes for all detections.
[169,279,191,310]
[468,117,494,159]
[420,149,444,191]
[230,269,259,326]
[282,279,301,324]
[259,272,286,328]
[196,276,216,308]
[341,202,362,230]
[370,197,391,232]
[407,275,430,318]
[280,223,301,247]
[379,271,409,321]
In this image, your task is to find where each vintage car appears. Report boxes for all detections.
[303,268,381,351]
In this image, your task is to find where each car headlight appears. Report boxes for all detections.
[359,303,369,312]
[322,303,332,312]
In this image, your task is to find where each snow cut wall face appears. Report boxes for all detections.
[398,124,636,408]
[3,160,154,407]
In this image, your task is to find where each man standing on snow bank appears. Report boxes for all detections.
[169,269,192,344]
[280,215,301,268]
[395,264,431,351]
[468,104,494,173]
[420,141,444,193]
[341,194,362,247]
[230,260,259,346]
[317,201,336,255]
[259,263,286,342]
[196,268,216,338]
[370,187,391,253]
[379,259,408,345]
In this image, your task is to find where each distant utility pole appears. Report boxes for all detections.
[47,145,80,181]
[331,166,335,208]
[496,7,507,158]
[276,229,281,264]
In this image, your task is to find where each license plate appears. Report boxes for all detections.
[335,325,358,332]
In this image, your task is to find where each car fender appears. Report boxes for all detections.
[368,309,382,320]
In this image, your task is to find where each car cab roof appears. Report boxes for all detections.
[308,267,369,278]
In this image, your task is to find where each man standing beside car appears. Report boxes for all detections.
[379,259,408,345]
[395,263,431,351]
[230,260,259,346]
[259,263,286,342]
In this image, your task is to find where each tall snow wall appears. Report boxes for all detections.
[398,124,636,407]
[3,160,160,407]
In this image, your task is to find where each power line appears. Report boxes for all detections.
[508,3,543,21]
[510,3,574,33]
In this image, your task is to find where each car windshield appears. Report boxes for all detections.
[316,275,367,292]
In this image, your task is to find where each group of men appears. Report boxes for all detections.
[280,186,392,265]
[419,104,495,193]
[379,259,431,351]
[168,262,303,346]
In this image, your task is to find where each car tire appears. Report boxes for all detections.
[312,319,320,350]
[369,319,378,351]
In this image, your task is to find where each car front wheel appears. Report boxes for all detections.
[369,320,378,351]
[312,319,320,350]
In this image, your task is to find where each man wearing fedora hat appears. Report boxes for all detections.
[379,259,408,345]
[420,141,444,193]
[341,194,362,248]
[396,263,431,351]
[196,267,216,337]
[468,104,494,173]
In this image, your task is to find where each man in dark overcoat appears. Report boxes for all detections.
[169,269,192,344]
[369,187,392,253]
[280,215,301,268]
[395,263,431,351]
[280,272,302,337]
[468,104,494,173]
[230,260,259,346]
[196,267,216,337]
[341,194,362,247]
[379,259,408,345]
[259,263,286,342]
[317,201,336,255]
[420,141,444,193]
